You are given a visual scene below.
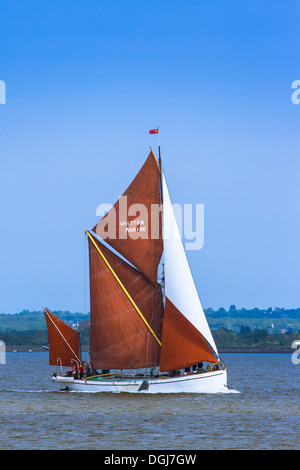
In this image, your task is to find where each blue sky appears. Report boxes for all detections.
[1,1,299,313]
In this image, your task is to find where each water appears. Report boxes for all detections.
[0,352,299,450]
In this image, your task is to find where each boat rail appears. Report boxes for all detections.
[56,358,63,376]
[85,372,122,380]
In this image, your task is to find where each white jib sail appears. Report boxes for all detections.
[162,173,218,355]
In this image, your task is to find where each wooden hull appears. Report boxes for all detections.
[52,369,228,393]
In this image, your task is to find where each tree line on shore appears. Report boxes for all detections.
[1,323,299,351]
[1,306,300,333]
[1,307,299,351]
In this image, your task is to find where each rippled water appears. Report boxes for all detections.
[0,352,299,450]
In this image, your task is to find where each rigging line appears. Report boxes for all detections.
[105,150,148,204]
[43,308,81,364]
[91,150,149,230]
[86,230,162,347]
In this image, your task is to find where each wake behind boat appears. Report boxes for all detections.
[44,141,228,393]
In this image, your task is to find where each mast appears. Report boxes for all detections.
[158,126,161,170]
[156,127,165,297]
[158,145,161,172]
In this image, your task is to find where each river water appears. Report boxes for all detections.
[0,352,299,450]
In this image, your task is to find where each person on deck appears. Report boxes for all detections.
[73,363,79,379]
[196,362,206,373]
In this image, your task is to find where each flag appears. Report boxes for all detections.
[149,129,159,134]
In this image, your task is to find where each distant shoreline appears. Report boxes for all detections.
[5,347,293,354]
[219,348,293,354]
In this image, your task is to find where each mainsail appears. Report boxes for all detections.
[44,308,81,366]
[88,149,219,372]
[87,232,164,369]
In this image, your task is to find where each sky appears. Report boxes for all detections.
[0,1,299,313]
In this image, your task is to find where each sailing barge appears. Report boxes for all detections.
[44,147,228,393]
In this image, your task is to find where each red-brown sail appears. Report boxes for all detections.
[44,308,81,366]
[93,150,162,284]
[159,298,217,372]
[88,232,164,370]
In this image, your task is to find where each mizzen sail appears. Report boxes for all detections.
[44,308,81,366]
